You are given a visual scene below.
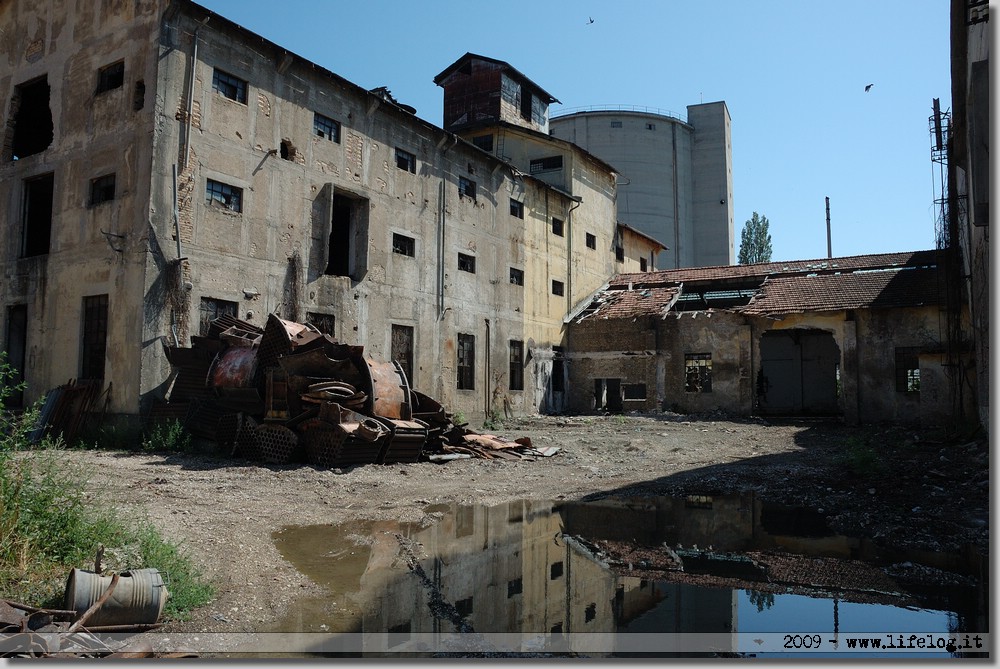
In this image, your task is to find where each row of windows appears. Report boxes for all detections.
[604,120,656,130]
[457,334,526,392]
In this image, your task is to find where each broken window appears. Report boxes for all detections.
[509,199,524,219]
[95,60,124,95]
[314,112,340,142]
[551,346,565,393]
[530,156,563,174]
[392,233,415,257]
[458,176,476,201]
[206,179,242,212]
[895,347,921,393]
[457,253,476,274]
[395,147,415,173]
[623,383,646,400]
[391,324,414,386]
[457,333,475,390]
[9,76,54,160]
[615,245,625,263]
[22,173,54,257]
[640,257,648,272]
[685,353,712,393]
[90,173,116,206]
[500,73,520,108]
[306,312,335,337]
[5,304,27,408]
[199,297,237,336]
[133,80,145,111]
[507,578,522,598]
[212,68,247,103]
[551,280,564,296]
[586,232,596,249]
[509,267,524,286]
[472,134,493,152]
[550,561,563,580]
[551,217,564,236]
[325,192,369,279]
[81,294,108,381]
[279,139,296,161]
[509,340,523,391]
[646,123,656,131]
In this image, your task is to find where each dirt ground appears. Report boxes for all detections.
[68,411,989,635]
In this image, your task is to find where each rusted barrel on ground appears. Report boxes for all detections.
[64,568,168,627]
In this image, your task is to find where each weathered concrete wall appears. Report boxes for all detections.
[687,102,735,267]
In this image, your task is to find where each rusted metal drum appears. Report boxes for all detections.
[64,568,168,627]
[362,357,412,420]
[208,346,258,388]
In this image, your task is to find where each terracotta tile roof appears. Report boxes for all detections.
[739,266,945,315]
[576,286,680,321]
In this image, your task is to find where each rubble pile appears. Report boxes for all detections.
[150,314,553,466]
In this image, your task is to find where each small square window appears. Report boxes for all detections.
[640,257,648,272]
[206,179,243,212]
[552,280,564,296]
[586,233,596,249]
[510,199,524,219]
[646,123,656,131]
[392,233,415,257]
[306,312,336,337]
[507,578,523,598]
[551,217,564,236]
[685,353,712,393]
[458,252,476,273]
[472,134,493,152]
[509,267,524,286]
[90,173,116,205]
[550,561,564,580]
[395,147,416,173]
[459,176,477,201]
[212,68,248,104]
[314,113,340,142]
[615,245,625,263]
[96,61,124,94]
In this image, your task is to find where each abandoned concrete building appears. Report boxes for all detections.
[550,103,735,269]
[566,250,977,427]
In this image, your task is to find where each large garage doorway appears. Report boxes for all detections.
[757,329,841,416]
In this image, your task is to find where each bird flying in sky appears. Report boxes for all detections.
[865,83,874,92]
[587,16,595,24]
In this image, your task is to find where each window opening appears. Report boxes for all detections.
[395,147,416,173]
[90,173,116,206]
[325,193,368,279]
[280,139,296,161]
[458,176,476,201]
[550,561,564,579]
[133,80,145,110]
[530,155,563,174]
[455,597,473,619]
[615,245,625,263]
[551,217,564,236]
[212,68,248,103]
[206,179,242,212]
[551,280,564,296]
[685,353,712,392]
[9,76,54,160]
[640,257,648,272]
[391,324,415,386]
[551,346,565,392]
[199,297,237,336]
[95,61,124,94]
[5,304,27,408]
[507,578,523,598]
[314,113,340,142]
[509,199,524,219]
[509,267,524,286]
[458,253,476,273]
[306,312,335,337]
[392,233,415,257]
[509,340,524,391]
[81,295,108,381]
[646,123,656,130]
[610,120,622,128]
[472,134,493,152]
[895,347,921,393]
[623,383,647,400]
[22,173,54,257]
[585,602,597,623]
[457,333,475,390]
[586,233,596,249]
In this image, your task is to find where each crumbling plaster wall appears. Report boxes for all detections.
[0,0,160,414]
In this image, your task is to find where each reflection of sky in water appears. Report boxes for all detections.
[737,590,958,658]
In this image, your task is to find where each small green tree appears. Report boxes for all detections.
[738,212,773,264]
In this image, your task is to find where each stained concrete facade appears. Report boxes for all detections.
[0,1,662,426]
[549,103,735,269]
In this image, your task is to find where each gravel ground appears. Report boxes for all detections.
[67,412,989,637]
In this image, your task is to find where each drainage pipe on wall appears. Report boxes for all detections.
[183,15,211,170]
[484,318,491,416]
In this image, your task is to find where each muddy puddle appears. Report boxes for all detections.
[265,493,987,658]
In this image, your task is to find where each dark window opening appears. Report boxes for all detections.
[550,561,564,580]
[586,232,596,249]
[509,199,524,219]
[551,346,565,392]
[640,257,648,272]
[133,80,145,111]
[212,68,247,104]
[610,121,622,128]
[585,602,597,623]
[391,324,415,387]
[509,267,524,285]
[551,217,564,236]
[455,597,473,619]
[5,304,27,408]
[646,123,656,130]
[509,340,524,391]
[551,622,563,634]
[325,193,368,279]
[314,113,340,142]
[551,280,564,296]
[280,139,296,161]
[457,333,475,390]
[458,176,476,201]
[10,76,54,160]
[392,233,415,257]
[507,578,523,598]
[472,134,493,152]
[81,294,108,381]
[206,179,242,212]
[458,253,476,273]
[95,60,124,95]
[615,245,625,263]
[623,383,646,400]
[685,353,712,393]
[22,173,54,257]
[395,147,416,173]
[90,173,116,206]
[199,297,237,336]
[530,155,563,174]
[895,347,921,393]
[306,312,335,337]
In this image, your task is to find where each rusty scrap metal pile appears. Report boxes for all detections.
[151,314,554,466]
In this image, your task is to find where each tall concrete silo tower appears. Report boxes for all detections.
[549,102,734,269]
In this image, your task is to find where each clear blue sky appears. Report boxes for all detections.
[195,1,952,263]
